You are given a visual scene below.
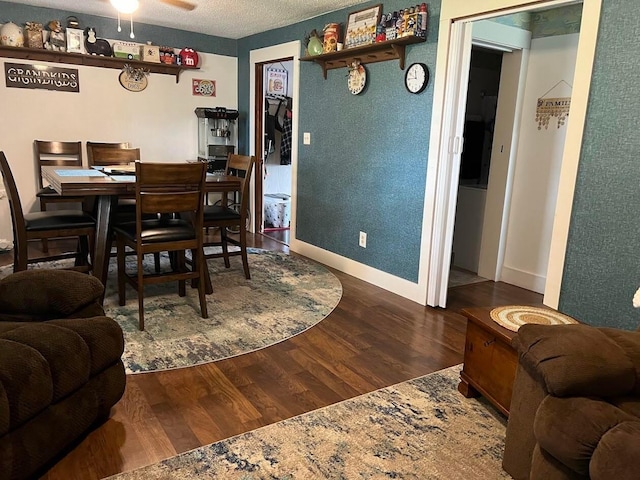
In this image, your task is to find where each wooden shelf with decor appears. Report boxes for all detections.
[0,45,198,83]
[300,35,426,79]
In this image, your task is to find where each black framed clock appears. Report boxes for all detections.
[405,62,429,94]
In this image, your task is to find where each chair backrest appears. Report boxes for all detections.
[89,147,140,167]
[86,141,130,166]
[225,154,256,218]
[0,152,26,250]
[34,140,82,190]
[135,162,207,236]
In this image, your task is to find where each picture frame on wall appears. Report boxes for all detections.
[344,4,382,48]
[266,68,288,96]
[65,28,85,54]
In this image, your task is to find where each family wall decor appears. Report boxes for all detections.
[4,62,79,92]
[535,79,572,130]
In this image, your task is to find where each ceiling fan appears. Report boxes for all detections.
[105,0,197,13]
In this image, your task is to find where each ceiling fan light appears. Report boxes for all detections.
[110,0,139,14]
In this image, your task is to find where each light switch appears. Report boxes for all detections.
[303,132,311,145]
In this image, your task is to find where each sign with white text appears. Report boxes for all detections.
[4,62,79,93]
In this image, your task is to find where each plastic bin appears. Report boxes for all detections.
[264,193,291,228]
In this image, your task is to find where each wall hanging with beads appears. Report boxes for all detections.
[535,79,572,130]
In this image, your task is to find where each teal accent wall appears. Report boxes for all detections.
[238,1,440,281]
[531,4,582,38]
[559,0,640,330]
[0,1,235,55]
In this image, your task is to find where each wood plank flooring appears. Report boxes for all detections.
[0,236,542,479]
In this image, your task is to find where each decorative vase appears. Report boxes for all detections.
[307,35,323,56]
[0,22,24,47]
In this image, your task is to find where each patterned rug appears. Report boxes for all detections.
[107,366,509,479]
[0,249,342,374]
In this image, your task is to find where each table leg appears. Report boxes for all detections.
[93,195,116,300]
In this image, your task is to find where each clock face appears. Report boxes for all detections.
[348,64,367,95]
[405,62,429,94]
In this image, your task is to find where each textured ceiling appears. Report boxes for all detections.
[6,0,372,39]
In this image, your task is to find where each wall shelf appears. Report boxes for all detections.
[300,36,426,79]
[0,45,198,83]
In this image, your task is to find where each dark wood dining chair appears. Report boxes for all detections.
[202,154,256,279]
[86,141,131,166]
[1,151,96,273]
[34,140,86,252]
[114,161,208,330]
[87,146,140,167]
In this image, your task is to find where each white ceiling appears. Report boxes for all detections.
[7,0,372,39]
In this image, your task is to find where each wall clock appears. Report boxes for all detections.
[405,62,429,94]
[348,63,367,95]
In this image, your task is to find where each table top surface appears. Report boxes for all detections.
[461,307,518,342]
[42,165,241,196]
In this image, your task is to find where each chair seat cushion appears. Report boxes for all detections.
[204,205,241,222]
[36,186,83,200]
[35,186,58,197]
[114,218,196,243]
[24,210,95,231]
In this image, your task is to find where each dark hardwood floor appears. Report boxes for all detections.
[0,236,542,479]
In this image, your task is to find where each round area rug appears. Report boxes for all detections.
[490,305,578,332]
[0,249,342,374]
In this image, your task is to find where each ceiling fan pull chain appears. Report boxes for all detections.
[130,15,135,39]
[117,11,122,33]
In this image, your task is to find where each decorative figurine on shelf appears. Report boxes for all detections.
[0,21,24,47]
[24,22,43,48]
[179,48,199,67]
[44,20,65,51]
[84,27,112,56]
[160,46,175,64]
[322,23,339,53]
[304,29,323,56]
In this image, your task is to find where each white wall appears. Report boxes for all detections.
[0,52,237,242]
[501,33,579,293]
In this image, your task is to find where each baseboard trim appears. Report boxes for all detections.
[500,265,545,294]
[289,239,425,305]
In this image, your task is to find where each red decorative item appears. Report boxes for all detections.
[180,48,199,68]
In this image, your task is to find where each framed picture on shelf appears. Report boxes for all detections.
[65,28,85,54]
[344,4,382,48]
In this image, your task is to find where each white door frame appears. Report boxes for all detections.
[249,41,301,239]
[423,0,602,307]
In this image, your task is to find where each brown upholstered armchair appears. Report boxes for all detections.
[503,323,640,480]
[0,269,126,480]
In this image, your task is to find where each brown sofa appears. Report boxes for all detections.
[503,323,640,480]
[0,269,126,480]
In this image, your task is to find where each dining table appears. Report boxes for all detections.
[41,165,241,297]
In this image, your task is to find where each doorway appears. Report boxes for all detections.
[426,0,599,308]
[261,59,294,245]
[249,41,301,248]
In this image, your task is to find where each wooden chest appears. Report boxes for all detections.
[458,307,518,416]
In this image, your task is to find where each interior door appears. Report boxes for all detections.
[427,21,473,307]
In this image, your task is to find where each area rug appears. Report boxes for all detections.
[0,249,342,374]
[107,366,509,479]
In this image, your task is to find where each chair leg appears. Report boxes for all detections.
[239,224,250,280]
[40,199,49,253]
[116,236,126,306]
[137,251,145,331]
[76,236,90,267]
[220,228,231,269]
[177,250,186,297]
[14,237,28,273]
[196,247,208,318]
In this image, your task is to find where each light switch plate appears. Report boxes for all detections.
[303,132,311,145]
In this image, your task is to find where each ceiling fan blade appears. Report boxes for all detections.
[159,0,197,10]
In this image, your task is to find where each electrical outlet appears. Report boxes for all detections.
[303,132,311,145]
[359,231,367,248]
